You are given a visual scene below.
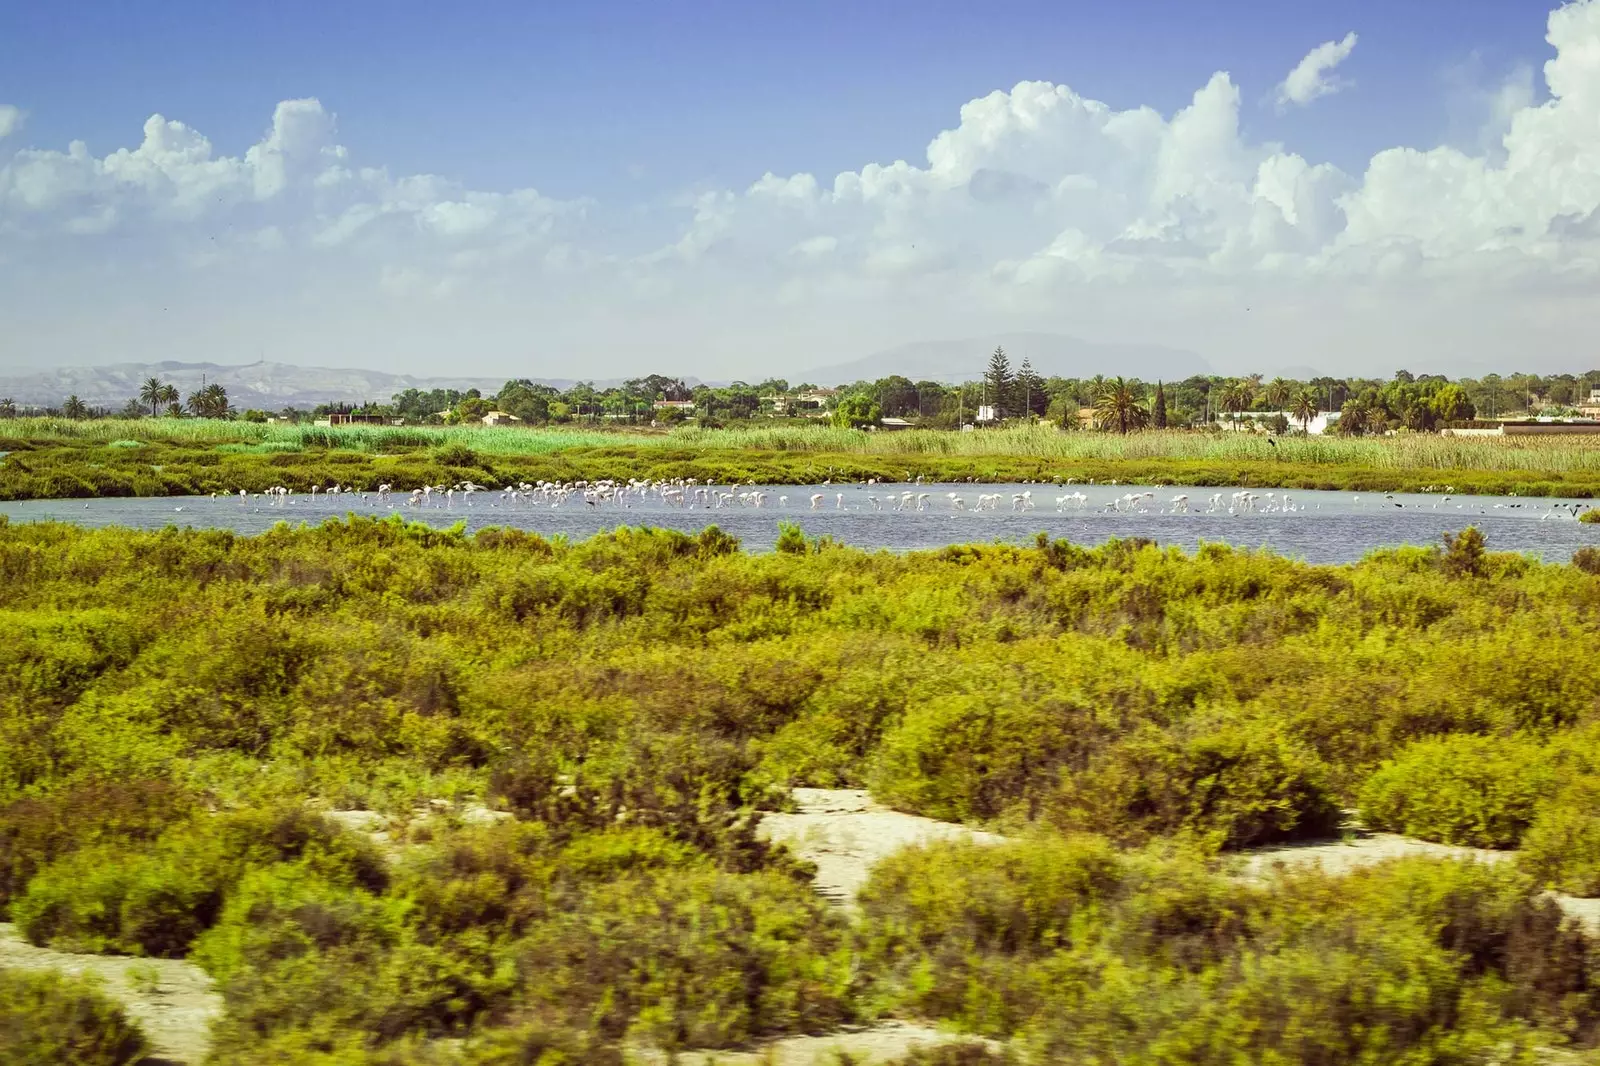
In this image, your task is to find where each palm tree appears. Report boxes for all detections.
[205,383,231,419]
[1289,387,1318,434]
[1094,377,1144,435]
[139,377,167,417]
[1219,380,1248,428]
[0,397,15,419]
[1264,377,1292,411]
[62,395,88,419]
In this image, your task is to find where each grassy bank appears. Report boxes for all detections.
[5,516,1600,1061]
[7,419,1600,499]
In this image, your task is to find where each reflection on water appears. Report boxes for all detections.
[2,483,1596,565]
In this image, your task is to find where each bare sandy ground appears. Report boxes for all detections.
[757,788,1006,907]
[0,921,220,1065]
[632,1020,995,1066]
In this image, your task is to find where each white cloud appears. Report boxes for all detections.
[6,3,1600,377]
[0,105,23,140]
[1277,32,1359,109]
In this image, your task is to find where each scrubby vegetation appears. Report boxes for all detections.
[8,419,1600,499]
[4,515,1600,1061]
[0,968,147,1065]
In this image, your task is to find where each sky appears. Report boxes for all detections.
[1,0,1596,380]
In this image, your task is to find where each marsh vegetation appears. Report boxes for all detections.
[7,420,1600,501]
[2,515,1600,1062]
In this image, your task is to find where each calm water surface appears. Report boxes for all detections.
[3,483,1595,565]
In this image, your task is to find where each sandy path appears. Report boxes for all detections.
[632,1021,994,1066]
[0,921,220,1065]
[757,788,1006,907]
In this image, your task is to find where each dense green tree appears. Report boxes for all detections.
[831,392,882,428]
[1094,377,1145,434]
[983,347,1014,419]
[1151,382,1168,429]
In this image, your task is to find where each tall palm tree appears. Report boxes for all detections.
[139,377,167,417]
[0,397,15,419]
[1264,377,1292,411]
[1219,380,1248,428]
[1289,387,1318,434]
[62,395,88,419]
[1094,377,1144,435]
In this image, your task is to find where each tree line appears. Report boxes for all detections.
[1,363,1594,433]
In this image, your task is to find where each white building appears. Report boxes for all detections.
[1217,410,1338,435]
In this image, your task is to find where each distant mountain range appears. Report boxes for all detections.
[0,337,1217,410]
[802,332,1212,384]
[0,361,578,409]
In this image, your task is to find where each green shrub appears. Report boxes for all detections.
[1049,720,1342,849]
[1521,776,1600,896]
[0,967,146,1065]
[1576,545,1600,572]
[14,807,387,957]
[1358,734,1557,848]
[0,780,195,916]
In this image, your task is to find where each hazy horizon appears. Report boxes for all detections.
[5,1,1600,379]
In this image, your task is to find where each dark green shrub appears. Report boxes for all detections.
[1049,721,1342,849]
[431,443,479,468]
[14,807,387,957]
[0,780,194,916]
[1441,526,1488,577]
[0,968,146,1065]
[1575,544,1600,571]
[1358,734,1556,848]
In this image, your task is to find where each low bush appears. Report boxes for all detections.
[1521,776,1600,897]
[1358,734,1558,848]
[861,843,1600,1062]
[14,807,386,956]
[0,779,195,916]
[0,967,147,1065]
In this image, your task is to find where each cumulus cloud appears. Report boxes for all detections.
[5,3,1600,376]
[0,105,23,140]
[1277,32,1359,109]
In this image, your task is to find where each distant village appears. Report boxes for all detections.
[6,354,1600,437]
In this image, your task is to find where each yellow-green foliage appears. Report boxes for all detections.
[0,968,147,1065]
[859,841,1599,1062]
[1521,776,1600,896]
[1358,734,1561,848]
[5,517,1600,1057]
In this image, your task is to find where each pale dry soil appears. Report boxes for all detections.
[756,787,1006,907]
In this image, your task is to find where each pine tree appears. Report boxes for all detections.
[1016,358,1044,419]
[1153,381,1168,429]
[984,347,1014,419]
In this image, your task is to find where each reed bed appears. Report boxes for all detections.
[6,417,1600,474]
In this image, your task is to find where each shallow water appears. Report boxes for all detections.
[3,483,1596,564]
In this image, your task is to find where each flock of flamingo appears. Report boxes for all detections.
[176,476,1595,521]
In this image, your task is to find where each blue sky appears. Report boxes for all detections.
[1,0,1595,378]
